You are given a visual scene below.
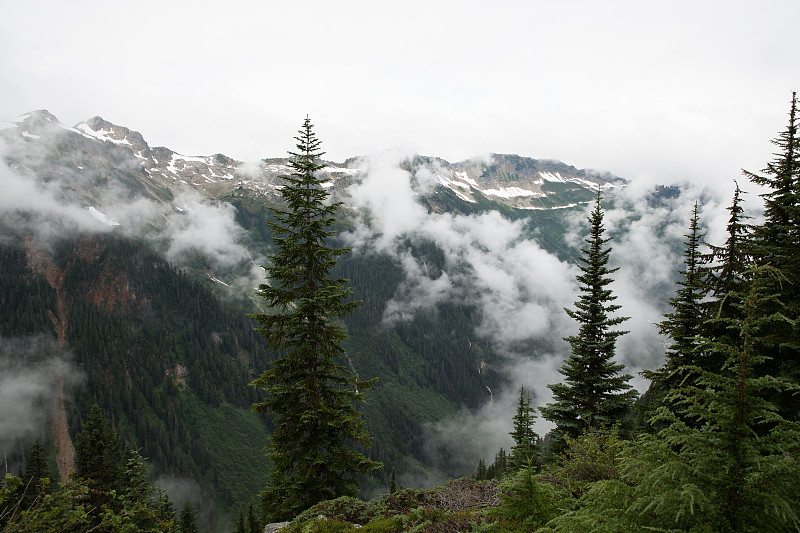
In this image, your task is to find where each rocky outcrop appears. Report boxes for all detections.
[263,522,290,532]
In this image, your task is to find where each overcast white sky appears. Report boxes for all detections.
[2,0,798,190]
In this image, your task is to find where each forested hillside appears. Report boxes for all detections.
[0,231,274,528]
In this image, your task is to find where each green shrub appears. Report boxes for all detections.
[358,516,404,532]
[492,463,560,530]
[381,488,427,515]
[292,496,380,526]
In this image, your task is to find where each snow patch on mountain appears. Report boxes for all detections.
[88,207,120,226]
[76,123,133,146]
[539,171,566,183]
[482,186,545,199]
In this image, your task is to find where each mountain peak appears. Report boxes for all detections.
[73,116,150,155]
[11,110,62,134]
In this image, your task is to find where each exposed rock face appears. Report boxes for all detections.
[23,239,75,481]
[263,522,290,532]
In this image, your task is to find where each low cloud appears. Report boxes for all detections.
[155,475,215,532]
[343,152,753,469]
[0,134,259,291]
[164,191,249,268]
[424,351,565,476]
[0,335,84,460]
[343,152,578,355]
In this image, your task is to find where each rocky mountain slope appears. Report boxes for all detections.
[2,110,623,213]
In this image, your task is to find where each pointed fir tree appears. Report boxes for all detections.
[702,182,753,371]
[658,203,707,372]
[251,117,381,521]
[485,448,508,480]
[73,403,124,512]
[21,439,50,509]
[474,459,487,481]
[509,385,539,470]
[541,193,636,448]
[747,92,800,273]
[178,501,199,533]
[627,265,800,531]
[539,267,800,532]
[120,444,152,506]
[706,182,752,304]
[235,507,246,533]
[746,92,800,417]
[119,444,176,531]
[389,467,397,494]
[646,203,709,422]
[246,501,260,533]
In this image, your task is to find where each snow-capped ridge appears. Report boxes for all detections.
[2,110,624,212]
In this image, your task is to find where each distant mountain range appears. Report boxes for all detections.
[2,110,624,213]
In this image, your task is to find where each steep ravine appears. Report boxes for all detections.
[24,239,75,482]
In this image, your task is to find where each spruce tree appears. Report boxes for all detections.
[628,266,800,531]
[120,444,152,506]
[179,501,199,533]
[658,203,707,370]
[119,444,176,531]
[474,459,487,481]
[251,117,381,521]
[74,403,123,511]
[235,508,245,533]
[509,385,539,470]
[21,439,50,508]
[485,448,509,480]
[746,92,800,417]
[747,91,800,269]
[541,193,636,447]
[541,268,800,532]
[706,182,752,303]
[703,182,753,373]
[647,203,709,418]
[246,501,260,533]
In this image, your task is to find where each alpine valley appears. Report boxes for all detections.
[0,110,691,530]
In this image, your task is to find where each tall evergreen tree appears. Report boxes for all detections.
[648,203,708,408]
[119,444,177,531]
[541,193,636,447]
[120,444,152,506]
[178,501,199,533]
[246,501,260,533]
[235,508,246,533]
[542,267,800,532]
[251,117,381,521]
[21,439,50,508]
[474,459,487,481]
[706,182,752,303]
[747,92,800,270]
[509,385,539,470]
[702,182,753,374]
[746,92,800,416]
[630,266,800,531]
[74,403,124,511]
